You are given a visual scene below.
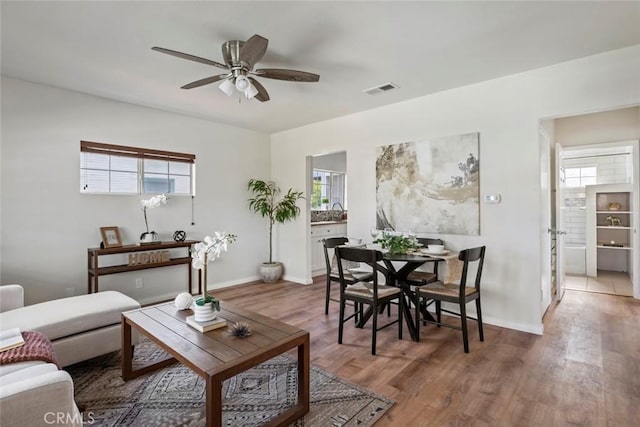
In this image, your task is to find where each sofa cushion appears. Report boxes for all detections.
[0,291,140,341]
[0,360,45,376]
[0,362,58,387]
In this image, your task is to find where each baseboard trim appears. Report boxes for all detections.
[139,292,182,306]
[482,315,544,335]
[438,302,544,335]
[283,275,313,285]
[206,276,261,291]
[136,277,262,306]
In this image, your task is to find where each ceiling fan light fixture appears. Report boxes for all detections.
[235,75,251,92]
[218,78,235,96]
[153,33,319,103]
[245,83,259,99]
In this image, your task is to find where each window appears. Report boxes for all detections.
[80,141,195,195]
[311,169,346,210]
[565,166,596,188]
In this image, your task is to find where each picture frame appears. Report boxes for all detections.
[376,132,480,235]
[100,226,123,248]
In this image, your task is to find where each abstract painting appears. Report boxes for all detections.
[376,132,479,235]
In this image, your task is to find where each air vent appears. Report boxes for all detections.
[363,82,399,96]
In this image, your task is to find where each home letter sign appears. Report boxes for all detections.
[128,250,171,266]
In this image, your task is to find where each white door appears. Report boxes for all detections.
[555,143,567,301]
[539,126,552,315]
[633,141,640,299]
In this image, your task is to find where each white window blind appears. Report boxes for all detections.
[80,141,195,195]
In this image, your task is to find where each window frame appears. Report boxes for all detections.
[564,165,597,188]
[80,140,196,195]
[311,168,346,210]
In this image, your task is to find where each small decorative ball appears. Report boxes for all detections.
[173,230,186,242]
[174,292,193,310]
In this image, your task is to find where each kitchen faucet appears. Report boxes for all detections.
[331,202,344,220]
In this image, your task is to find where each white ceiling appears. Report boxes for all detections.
[2,1,639,133]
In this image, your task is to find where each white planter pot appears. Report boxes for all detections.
[259,262,283,283]
[193,301,217,322]
[140,231,159,244]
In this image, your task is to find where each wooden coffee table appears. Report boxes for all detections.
[121,301,310,427]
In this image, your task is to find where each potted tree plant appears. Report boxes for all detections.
[248,179,304,282]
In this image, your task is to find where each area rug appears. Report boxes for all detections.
[66,338,394,426]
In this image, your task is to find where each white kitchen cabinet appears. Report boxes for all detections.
[311,222,348,276]
[586,184,633,276]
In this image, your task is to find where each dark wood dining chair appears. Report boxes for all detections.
[413,246,486,353]
[406,237,444,285]
[335,246,403,355]
[323,237,373,315]
[404,238,444,321]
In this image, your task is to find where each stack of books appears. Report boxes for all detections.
[186,316,227,333]
[0,328,25,352]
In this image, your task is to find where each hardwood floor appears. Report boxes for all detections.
[213,277,640,426]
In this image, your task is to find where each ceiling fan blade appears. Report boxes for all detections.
[239,34,268,69]
[152,46,228,70]
[254,68,320,82]
[248,77,270,102]
[181,74,229,89]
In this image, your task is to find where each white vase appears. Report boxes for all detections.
[193,301,217,322]
[140,231,159,244]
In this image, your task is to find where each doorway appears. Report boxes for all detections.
[542,106,640,311]
[559,144,636,297]
[307,151,348,278]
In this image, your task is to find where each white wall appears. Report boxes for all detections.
[312,152,346,172]
[555,106,640,146]
[270,45,640,335]
[1,78,271,305]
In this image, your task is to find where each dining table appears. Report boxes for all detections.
[379,252,441,342]
[352,248,454,342]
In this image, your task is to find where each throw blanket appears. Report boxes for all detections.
[0,331,60,369]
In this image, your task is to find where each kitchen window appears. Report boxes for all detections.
[311,169,346,210]
[80,141,195,195]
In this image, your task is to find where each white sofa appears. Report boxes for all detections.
[0,361,82,427]
[0,284,141,427]
[0,284,140,367]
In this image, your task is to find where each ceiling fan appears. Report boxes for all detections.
[152,34,320,102]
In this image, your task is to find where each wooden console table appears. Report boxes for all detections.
[87,240,200,296]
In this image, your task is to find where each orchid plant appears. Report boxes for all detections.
[191,232,237,309]
[140,194,167,239]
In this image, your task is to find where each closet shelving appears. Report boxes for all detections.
[586,184,633,276]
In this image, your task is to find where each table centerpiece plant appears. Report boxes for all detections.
[373,232,419,255]
[140,193,167,243]
[191,232,237,322]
